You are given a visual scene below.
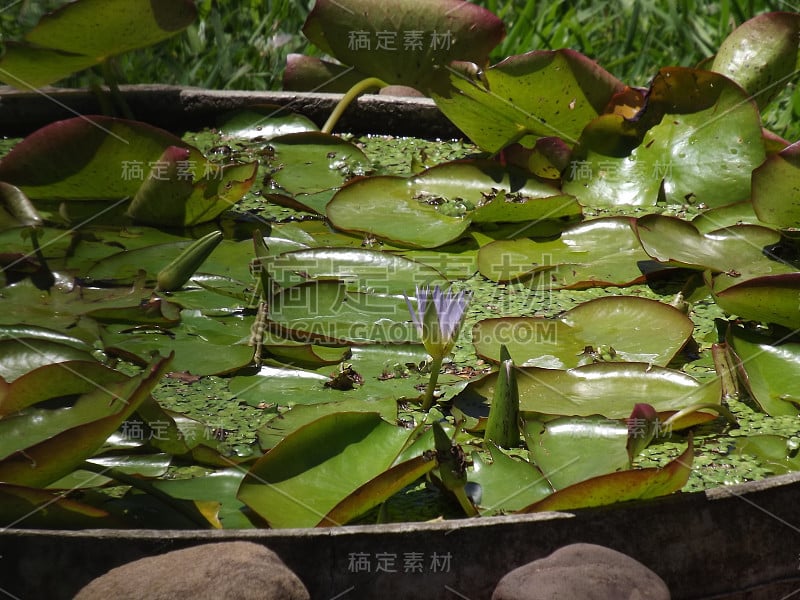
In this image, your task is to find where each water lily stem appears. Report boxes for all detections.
[322,77,388,134]
[421,355,444,411]
[80,461,212,529]
[100,58,134,120]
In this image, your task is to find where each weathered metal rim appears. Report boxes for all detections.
[2,470,800,599]
[0,84,462,138]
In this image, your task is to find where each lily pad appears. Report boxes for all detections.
[711,272,800,330]
[454,362,721,419]
[229,365,338,408]
[727,324,800,416]
[257,397,397,450]
[522,416,630,490]
[267,281,417,344]
[473,296,694,368]
[431,50,624,152]
[636,215,793,278]
[519,435,694,512]
[752,140,800,229]
[101,311,255,376]
[302,0,504,91]
[477,217,654,288]
[267,132,371,202]
[327,160,581,248]
[711,12,800,110]
[237,412,431,528]
[0,116,202,200]
[0,0,196,88]
[735,435,800,475]
[469,444,553,515]
[0,355,171,487]
[217,105,319,140]
[564,68,765,207]
[0,483,120,528]
[260,247,447,293]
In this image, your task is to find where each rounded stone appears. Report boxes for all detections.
[74,541,310,600]
[492,543,671,600]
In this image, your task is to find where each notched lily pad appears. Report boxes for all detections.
[564,68,765,207]
[477,217,654,288]
[327,160,581,248]
[473,296,694,368]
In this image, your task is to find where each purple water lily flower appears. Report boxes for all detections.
[405,285,471,357]
[404,285,472,410]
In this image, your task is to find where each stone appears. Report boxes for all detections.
[492,543,671,600]
[74,541,309,600]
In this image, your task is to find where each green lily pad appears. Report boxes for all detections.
[752,140,800,229]
[469,444,552,515]
[237,412,430,528]
[102,311,254,376]
[473,296,694,368]
[636,215,793,278]
[260,247,447,293]
[260,332,350,368]
[711,12,800,110]
[564,68,765,207]
[268,281,417,344]
[327,160,580,248]
[477,217,654,288]
[217,105,319,140]
[302,0,504,91]
[727,324,800,416]
[267,132,371,202]
[0,339,95,382]
[519,435,694,512]
[734,435,800,475]
[0,355,171,487]
[431,49,624,152]
[229,365,337,408]
[0,360,127,417]
[711,272,800,330]
[523,416,630,490]
[0,483,121,528]
[48,453,173,489]
[127,152,258,226]
[154,468,253,529]
[86,237,253,286]
[455,362,721,419]
[257,397,398,450]
[0,116,203,200]
[0,0,196,88]
[691,201,768,233]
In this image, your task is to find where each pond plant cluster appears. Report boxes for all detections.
[0,0,800,530]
